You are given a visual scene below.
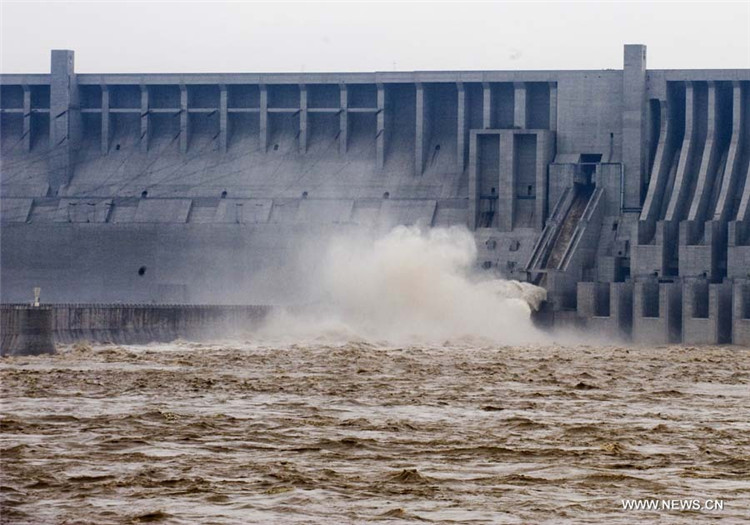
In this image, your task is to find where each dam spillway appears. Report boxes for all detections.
[1,45,749,344]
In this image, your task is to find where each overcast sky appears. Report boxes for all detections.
[1,1,748,74]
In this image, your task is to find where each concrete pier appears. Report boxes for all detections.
[733,281,750,345]
[576,281,633,340]
[682,279,732,344]
[1,306,56,356]
[633,281,682,344]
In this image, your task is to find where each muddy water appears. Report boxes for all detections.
[1,342,749,524]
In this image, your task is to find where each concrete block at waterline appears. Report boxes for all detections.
[682,280,732,344]
[733,281,750,345]
[576,281,632,340]
[633,280,682,344]
[1,307,56,356]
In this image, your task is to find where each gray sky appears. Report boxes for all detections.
[1,1,749,73]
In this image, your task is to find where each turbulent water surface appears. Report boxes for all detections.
[1,341,749,524]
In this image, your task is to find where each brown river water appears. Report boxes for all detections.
[1,341,749,524]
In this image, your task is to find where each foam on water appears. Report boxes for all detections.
[259,225,548,344]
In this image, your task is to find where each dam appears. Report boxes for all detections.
[1,45,749,344]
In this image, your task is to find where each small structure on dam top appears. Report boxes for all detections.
[1,45,749,344]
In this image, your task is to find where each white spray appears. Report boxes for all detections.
[259,225,548,345]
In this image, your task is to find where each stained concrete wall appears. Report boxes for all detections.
[1,304,270,348]
[556,71,622,162]
[0,209,444,304]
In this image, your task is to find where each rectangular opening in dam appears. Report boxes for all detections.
[0,113,21,143]
[79,85,102,109]
[188,85,220,108]
[527,83,551,130]
[490,83,514,129]
[268,85,300,109]
[594,284,611,317]
[80,87,102,144]
[308,85,339,108]
[513,134,537,229]
[309,112,339,149]
[385,84,416,170]
[648,98,660,175]
[151,113,179,142]
[426,83,459,171]
[743,285,750,320]
[150,85,181,108]
[0,85,23,108]
[227,85,260,108]
[478,134,499,228]
[109,85,139,109]
[348,112,377,157]
[347,84,377,108]
[466,83,484,131]
[111,113,139,150]
[189,111,220,146]
[642,282,660,318]
[691,282,709,319]
[227,113,260,151]
[30,85,50,109]
[269,111,299,151]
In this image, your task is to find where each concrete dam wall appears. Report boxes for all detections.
[2,45,749,343]
[1,304,270,354]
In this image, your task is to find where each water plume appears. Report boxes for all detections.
[259,225,548,344]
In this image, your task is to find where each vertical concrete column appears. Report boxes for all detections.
[22,85,31,151]
[101,84,109,154]
[482,82,491,129]
[641,99,671,222]
[713,81,744,222]
[468,131,479,229]
[179,84,188,153]
[535,132,550,230]
[498,132,515,231]
[548,82,558,132]
[666,81,696,222]
[513,82,527,129]
[260,84,268,153]
[339,83,348,155]
[456,82,467,172]
[415,82,426,175]
[622,44,648,210]
[299,84,308,153]
[733,281,750,345]
[714,80,744,222]
[140,84,149,152]
[219,84,228,153]
[49,49,78,192]
[376,83,385,169]
[576,282,597,318]
[688,81,719,222]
